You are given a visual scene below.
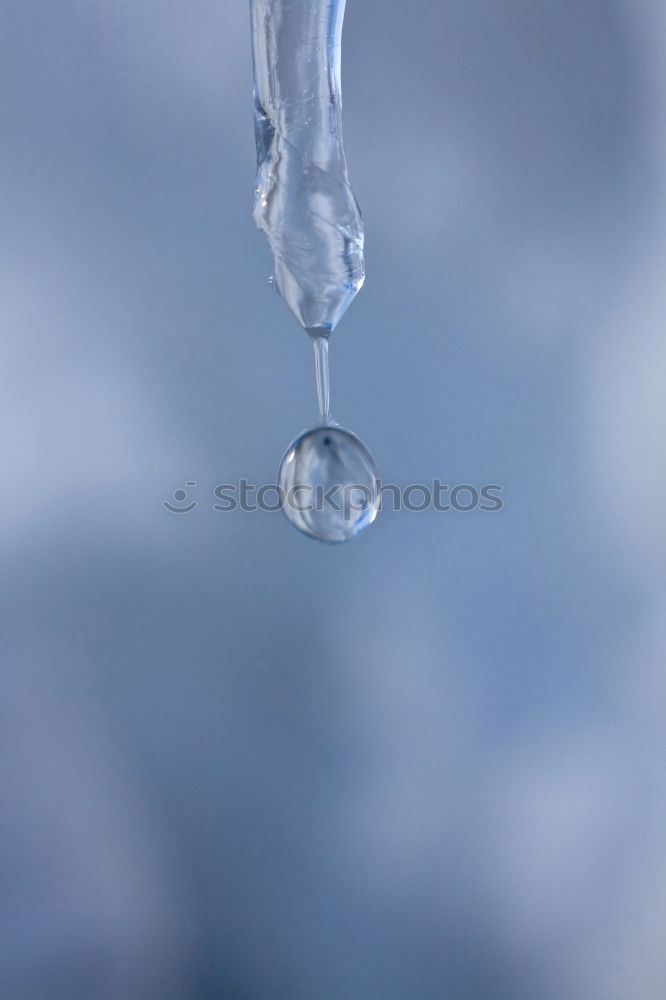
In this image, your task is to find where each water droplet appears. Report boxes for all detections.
[278,426,379,543]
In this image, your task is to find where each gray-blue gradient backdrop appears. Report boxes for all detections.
[2,1,665,997]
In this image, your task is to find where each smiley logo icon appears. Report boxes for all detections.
[163,481,198,513]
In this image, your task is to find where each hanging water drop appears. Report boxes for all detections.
[277,339,379,543]
[278,426,379,544]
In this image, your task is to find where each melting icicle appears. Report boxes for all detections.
[250,0,365,334]
[250,0,379,542]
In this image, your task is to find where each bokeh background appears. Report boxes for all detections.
[2,1,665,997]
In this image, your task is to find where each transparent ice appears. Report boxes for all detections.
[250,0,365,334]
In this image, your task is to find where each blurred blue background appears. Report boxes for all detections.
[1,1,665,997]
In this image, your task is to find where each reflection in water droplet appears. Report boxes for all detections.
[278,426,379,543]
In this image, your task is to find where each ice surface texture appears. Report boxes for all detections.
[250,0,365,334]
